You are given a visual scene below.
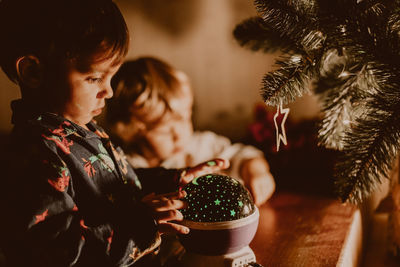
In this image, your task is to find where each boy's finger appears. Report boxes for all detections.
[154,209,184,222]
[158,222,190,235]
[149,199,188,211]
[156,190,187,200]
[142,191,187,204]
[141,192,156,202]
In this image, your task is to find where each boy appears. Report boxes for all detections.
[0,1,228,266]
[105,57,275,206]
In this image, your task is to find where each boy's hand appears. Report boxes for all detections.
[142,190,190,235]
[179,158,230,186]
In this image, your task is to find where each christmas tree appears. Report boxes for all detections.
[234,0,400,203]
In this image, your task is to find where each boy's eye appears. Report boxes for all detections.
[87,77,102,83]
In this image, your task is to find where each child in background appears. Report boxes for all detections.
[0,1,228,266]
[105,57,275,206]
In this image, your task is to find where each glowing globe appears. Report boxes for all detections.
[179,174,259,255]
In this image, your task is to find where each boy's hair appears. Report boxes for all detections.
[0,0,129,83]
[107,57,190,127]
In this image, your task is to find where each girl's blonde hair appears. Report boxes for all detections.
[106,57,191,145]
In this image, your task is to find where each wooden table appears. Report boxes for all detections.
[250,192,361,267]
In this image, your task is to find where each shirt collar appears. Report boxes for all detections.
[11,99,107,139]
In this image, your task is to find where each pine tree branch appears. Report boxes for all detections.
[352,1,399,59]
[317,66,371,150]
[315,46,380,150]
[318,96,352,150]
[324,1,400,66]
[335,105,400,203]
[255,0,319,18]
[334,61,400,202]
[233,16,297,53]
[233,0,400,204]
[261,54,315,106]
[317,0,361,18]
[386,10,400,56]
[253,0,321,54]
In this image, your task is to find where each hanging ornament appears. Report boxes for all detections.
[273,103,290,151]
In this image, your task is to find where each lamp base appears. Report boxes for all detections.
[179,245,256,267]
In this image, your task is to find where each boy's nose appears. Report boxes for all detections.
[103,84,114,99]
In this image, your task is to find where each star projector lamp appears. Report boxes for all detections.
[179,174,259,255]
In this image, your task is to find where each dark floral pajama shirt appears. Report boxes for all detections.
[0,100,180,267]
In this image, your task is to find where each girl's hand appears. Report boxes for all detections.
[179,158,230,186]
[241,157,275,206]
[142,190,190,235]
[246,172,275,206]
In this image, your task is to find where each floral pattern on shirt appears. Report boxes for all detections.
[2,105,180,266]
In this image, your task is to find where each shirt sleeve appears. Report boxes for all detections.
[0,140,160,266]
[134,167,180,195]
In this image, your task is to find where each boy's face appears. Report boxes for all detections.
[58,55,122,128]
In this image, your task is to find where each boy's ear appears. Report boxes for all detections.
[15,55,43,88]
